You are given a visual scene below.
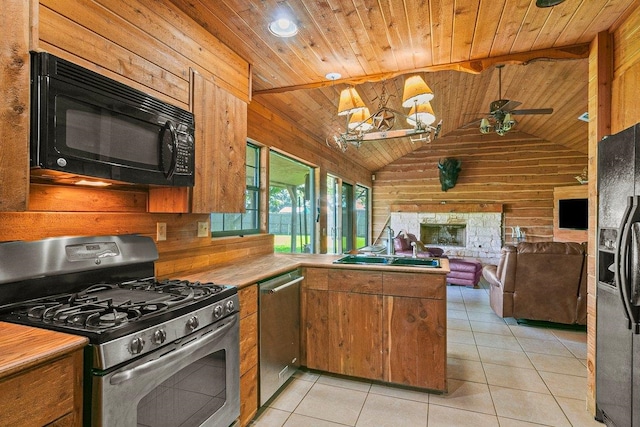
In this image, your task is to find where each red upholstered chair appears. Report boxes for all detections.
[393,232,444,258]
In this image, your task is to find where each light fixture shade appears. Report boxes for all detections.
[502,113,514,131]
[348,108,373,131]
[402,75,434,107]
[480,118,491,134]
[406,102,436,126]
[337,87,366,116]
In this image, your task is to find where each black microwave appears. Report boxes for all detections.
[30,52,195,186]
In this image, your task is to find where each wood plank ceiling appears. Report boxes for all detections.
[170,0,636,172]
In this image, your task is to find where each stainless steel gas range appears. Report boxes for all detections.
[0,234,240,427]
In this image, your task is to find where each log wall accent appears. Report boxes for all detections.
[372,129,588,244]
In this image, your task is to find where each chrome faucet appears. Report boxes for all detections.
[386,226,395,255]
[411,241,418,258]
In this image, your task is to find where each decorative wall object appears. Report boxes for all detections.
[438,158,462,191]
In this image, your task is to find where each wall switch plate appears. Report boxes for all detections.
[156,223,167,241]
[197,221,209,238]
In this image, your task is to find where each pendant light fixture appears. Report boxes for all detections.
[327,75,442,151]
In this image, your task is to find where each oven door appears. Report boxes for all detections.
[91,314,239,427]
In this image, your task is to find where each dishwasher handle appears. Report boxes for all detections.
[259,271,304,294]
[265,276,304,294]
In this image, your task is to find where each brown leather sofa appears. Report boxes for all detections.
[482,242,587,325]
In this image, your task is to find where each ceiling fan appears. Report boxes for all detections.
[475,65,554,136]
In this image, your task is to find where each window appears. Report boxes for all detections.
[269,151,315,253]
[211,143,260,236]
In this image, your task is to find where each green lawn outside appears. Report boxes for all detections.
[273,235,366,253]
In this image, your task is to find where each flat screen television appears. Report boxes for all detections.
[558,198,588,230]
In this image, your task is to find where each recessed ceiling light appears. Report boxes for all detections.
[269,17,298,37]
[326,72,341,81]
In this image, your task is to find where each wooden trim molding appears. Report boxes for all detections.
[389,203,503,213]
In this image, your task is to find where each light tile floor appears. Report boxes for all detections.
[250,281,602,427]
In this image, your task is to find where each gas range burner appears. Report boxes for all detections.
[121,278,226,302]
[4,279,232,334]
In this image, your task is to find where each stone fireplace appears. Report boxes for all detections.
[389,204,503,265]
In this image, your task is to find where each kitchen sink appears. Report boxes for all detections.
[390,257,440,268]
[333,255,393,265]
[333,255,440,268]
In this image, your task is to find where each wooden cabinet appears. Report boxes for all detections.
[304,268,383,381]
[383,272,446,390]
[190,71,247,214]
[0,323,87,427]
[149,71,247,213]
[302,267,447,391]
[238,285,258,427]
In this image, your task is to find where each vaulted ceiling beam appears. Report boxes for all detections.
[253,43,590,96]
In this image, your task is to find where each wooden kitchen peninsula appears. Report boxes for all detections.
[182,254,449,394]
[302,264,448,392]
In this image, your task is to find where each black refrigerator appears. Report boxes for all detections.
[597,123,640,427]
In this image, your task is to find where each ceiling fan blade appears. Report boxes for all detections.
[510,108,554,115]
[499,100,522,111]
[461,118,484,128]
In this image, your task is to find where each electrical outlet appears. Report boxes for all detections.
[156,222,167,241]
[197,221,209,238]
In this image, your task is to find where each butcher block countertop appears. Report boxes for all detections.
[0,322,88,379]
[180,253,450,289]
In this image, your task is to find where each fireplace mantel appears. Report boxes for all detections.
[390,203,503,213]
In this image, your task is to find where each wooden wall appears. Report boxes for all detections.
[0,0,373,272]
[37,0,250,104]
[372,128,588,243]
[248,99,372,186]
[0,0,272,276]
[247,99,373,253]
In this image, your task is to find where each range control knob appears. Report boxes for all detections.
[153,329,167,345]
[129,337,145,354]
[186,316,199,331]
[213,305,223,318]
[225,300,235,313]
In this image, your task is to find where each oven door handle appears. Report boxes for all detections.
[109,315,237,386]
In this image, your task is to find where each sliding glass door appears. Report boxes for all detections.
[327,177,361,254]
[327,175,340,254]
[342,182,354,252]
[355,185,370,248]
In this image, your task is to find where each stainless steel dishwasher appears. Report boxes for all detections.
[258,269,304,405]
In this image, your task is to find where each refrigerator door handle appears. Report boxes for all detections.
[630,224,640,333]
[617,196,640,333]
